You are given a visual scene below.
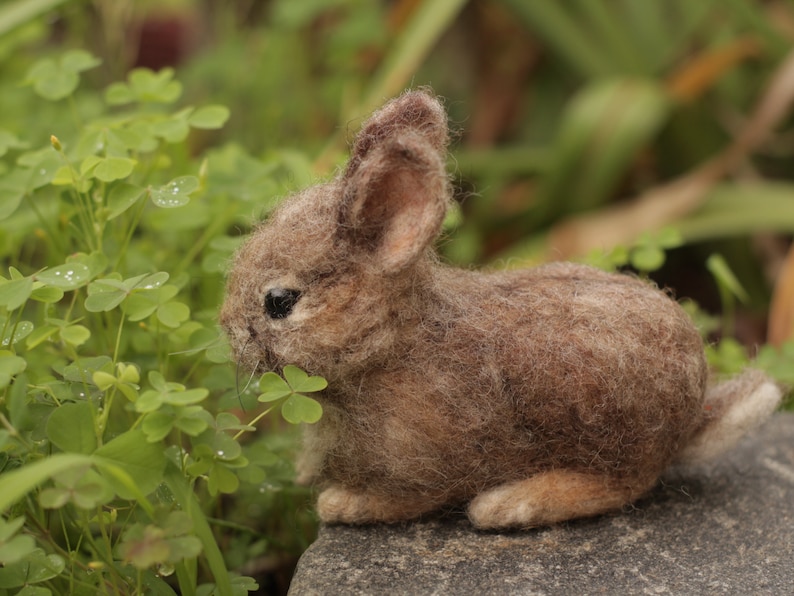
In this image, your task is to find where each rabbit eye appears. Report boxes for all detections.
[264,288,301,319]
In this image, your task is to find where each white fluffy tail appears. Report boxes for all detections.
[676,369,783,466]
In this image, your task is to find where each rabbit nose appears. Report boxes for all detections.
[264,288,301,319]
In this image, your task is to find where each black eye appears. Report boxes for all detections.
[264,288,301,319]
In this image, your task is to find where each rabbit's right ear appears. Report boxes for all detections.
[338,131,449,274]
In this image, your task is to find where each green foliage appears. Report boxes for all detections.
[0,44,322,595]
[1,0,792,591]
[585,228,684,275]
[257,366,326,425]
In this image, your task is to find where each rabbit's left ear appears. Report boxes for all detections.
[339,131,449,273]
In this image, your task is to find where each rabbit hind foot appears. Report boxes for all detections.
[468,470,647,530]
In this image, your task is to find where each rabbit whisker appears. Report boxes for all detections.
[235,333,260,411]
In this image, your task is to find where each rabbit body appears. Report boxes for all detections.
[221,90,780,529]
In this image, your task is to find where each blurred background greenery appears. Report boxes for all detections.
[2,0,794,592]
[5,0,794,342]
[6,0,794,345]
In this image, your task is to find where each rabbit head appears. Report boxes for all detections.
[220,90,452,379]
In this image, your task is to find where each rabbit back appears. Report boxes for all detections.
[310,261,708,506]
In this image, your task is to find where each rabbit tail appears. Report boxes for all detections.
[675,369,783,466]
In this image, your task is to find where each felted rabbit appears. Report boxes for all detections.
[220,89,782,529]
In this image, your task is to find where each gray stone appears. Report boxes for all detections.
[288,413,794,595]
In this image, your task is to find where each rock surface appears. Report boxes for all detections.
[288,414,794,595]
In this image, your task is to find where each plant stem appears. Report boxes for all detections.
[0,413,34,450]
[114,191,149,272]
[173,204,236,277]
[23,193,66,256]
[234,403,278,441]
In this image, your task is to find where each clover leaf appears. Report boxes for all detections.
[24,50,101,101]
[118,512,202,570]
[149,175,199,208]
[0,517,36,565]
[257,365,325,424]
[105,67,182,105]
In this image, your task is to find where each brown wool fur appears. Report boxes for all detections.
[220,90,782,529]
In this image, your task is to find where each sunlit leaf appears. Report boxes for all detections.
[0,517,25,543]
[281,393,323,424]
[117,362,140,384]
[38,467,113,510]
[141,411,174,442]
[25,50,99,101]
[92,370,117,391]
[157,301,189,327]
[84,279,127,312]
[93,156,136,182]
[2,321,33,346]
[118,525,170,569]
[206,462,238,496]
[61,49,101,73]
[29,285,64,303]
[173,407,211,436]
[135,390,164,413]
[0,549,65,587]
[0,184,24,220]
[60,324,91,347]
[25,325,59,350]
[257,372,292,402]
[630,245,665,273]
[162,388,208,406]
[706,254,749,303]
[104,81,135,105]
[0,130,27,158]
[107,184,146,219]
[94,428,167,499]
[124,292,159,321]
[283,364,327,393]
[154,113,191,143]
[188,105,230,129]
[68,251,107,281]
[46,402,97,454]
[150,175,199,208]
[0,277,32,310]
[133,272,169,290]
[0,529,35,565]
[36,263,92,290]
[0,353,27,388]
[26,58,78,101]
[129,67,182,103]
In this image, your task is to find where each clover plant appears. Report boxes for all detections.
[0,50,320,596]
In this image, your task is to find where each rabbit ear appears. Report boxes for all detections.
[339,131,449,273]
[346,89,449,178]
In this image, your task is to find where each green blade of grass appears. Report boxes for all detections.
[499,0,613,79]
[0,453,92,512]
[0,0,68,37]
[164,467,233,596]
[452,146,551,178]
[722,0,788,54]
[677,182,794,242]
[618,0,671,72]
[571,0,649,75]
[360,0,468,114]
[534,79,670,221]
[657,0,721,73]
[314,0,467,171]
